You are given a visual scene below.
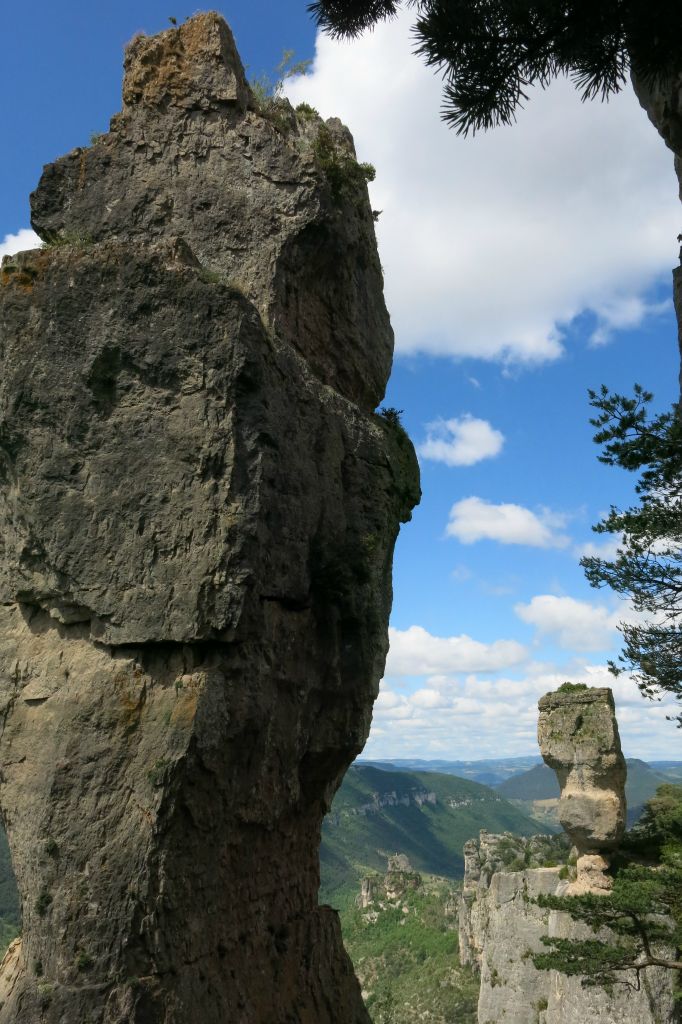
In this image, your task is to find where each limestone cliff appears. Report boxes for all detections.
[458,833,675,1024]
[0,13,419,1024]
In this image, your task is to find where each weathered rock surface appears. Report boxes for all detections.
[0,13,419,1024]
[632,68,682,391]
[459,832,675,1024]
[30,16,390,414]
[538,686,626,890]
[458,831,570,971]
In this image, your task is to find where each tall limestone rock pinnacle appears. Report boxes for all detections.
[538,685,626,892]
[0,12,419,1023]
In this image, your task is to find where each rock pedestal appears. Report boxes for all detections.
[538,686,626,892]
[0,13,419,1024]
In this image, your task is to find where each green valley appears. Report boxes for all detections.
[320,764,547,905]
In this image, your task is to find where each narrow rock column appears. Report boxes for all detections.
[0,13,419,1024]
[537,686,626,892]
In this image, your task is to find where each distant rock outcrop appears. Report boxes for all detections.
[0,13,419,1023]
[538,685,626,892]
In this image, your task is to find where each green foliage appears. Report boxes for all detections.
[37,983,53,1009]
[312,124,376,204]
[75,949,94,972]
[296,101,319,118]
[340,875,479,1023]
[533,784,682,988]
[581,385,682,724]
[308,1,682,134]
[43,230,94,249]
[377,407,404,429]
[35,888,52,918]
[249,50,312,110]
[0,918,19,958]
[557,681,588,693]
[147,758,170,787]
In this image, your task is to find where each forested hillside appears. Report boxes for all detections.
[320,764,546,904]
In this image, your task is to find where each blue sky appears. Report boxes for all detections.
[3,2,681,760]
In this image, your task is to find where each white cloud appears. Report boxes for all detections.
[418,415,504,467]
[367,662,681,760]
[446,497,570,548]
[574,536,623,560]
[385,624,527,676]
[285,13,678,364]
[0,229,41,260]
[515,594,620,651]
[589,296,671,346]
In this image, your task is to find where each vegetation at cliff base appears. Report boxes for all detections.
[340,868,478,1024]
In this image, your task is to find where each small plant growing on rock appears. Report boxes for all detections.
[557,681,588,693]
[75,949,94,972]
[147,758,170,787]
[312,124,375,205]
[37,983,53,1009]
[36,888,52,917]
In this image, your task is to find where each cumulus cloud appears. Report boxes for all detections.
[285,13,678,364]
[367,662,680,760]
[0,229,41,260]
[515,594,620,651]
[574,536,623,560]
[385,624,527,676]
[446,497,570,548]
[418,415,504,467]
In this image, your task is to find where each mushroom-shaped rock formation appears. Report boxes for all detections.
[538,685,626,892]
[0,13,419,1024]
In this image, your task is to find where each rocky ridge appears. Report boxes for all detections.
[0,13,419,1024]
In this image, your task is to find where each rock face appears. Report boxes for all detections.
[632,68,682,391]
[458,831,570,971]
[0,13,419,1024]
[459,832,675,1024]
[538,686,626,891]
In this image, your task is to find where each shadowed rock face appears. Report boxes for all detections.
[0,13,419,1024]
[632,69,682,392]
[538,686,626,891]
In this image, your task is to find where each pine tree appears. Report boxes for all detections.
[580,384,682,725]
[308,1,682,134]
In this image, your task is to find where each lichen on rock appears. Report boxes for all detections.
[0,12,419,1023]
